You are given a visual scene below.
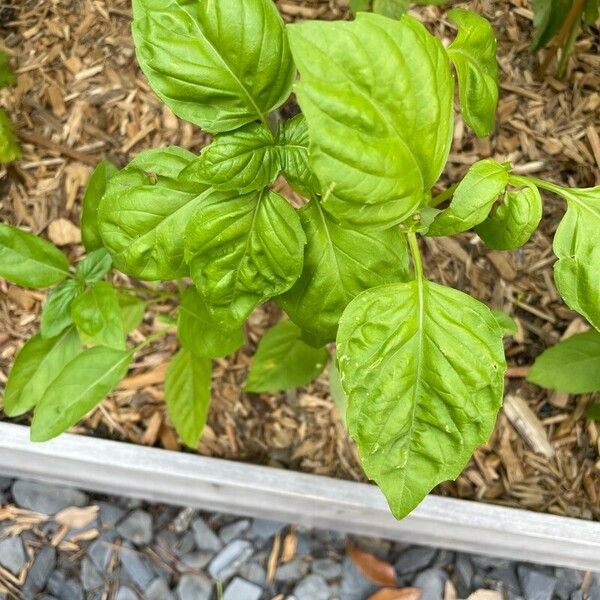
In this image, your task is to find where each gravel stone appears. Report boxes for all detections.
[588,586,600,600]
[60,578,85,600]
[471,554,511,570]
[146,577,175,600]
[22,545,56,595]
[554,568,583,600]
[176,531,196,557]
[219,519,251,544]
[0,536,26,575]
[115,587,138,600]
[88,537,114,571]
[275,558,310,582]
[490,564,521,595]
[0,476,12,491]
[517,566,557,600]
[238,562,267,587]
[571,591,584,600]
[413,568,448,600]
[395,545,438,575]
[11,480,87,514]
[294,574,331,600]
[98,501,126,527]
[120,544,155,589]
[117,509,154,545]
[248,518,285,541]
[223,577,263,600]
[192,518,223,552]
[454,554,475,596]
[340,556,377,600]
[82,557,104,591]
[208,539,254,581]
[176,574,213,600]
[311,557,342,580]
[177,551,213,571]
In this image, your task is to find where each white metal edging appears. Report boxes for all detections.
[0,422,598,570]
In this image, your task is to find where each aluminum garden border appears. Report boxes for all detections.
[0,422,598,570]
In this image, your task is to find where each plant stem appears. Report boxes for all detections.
[407,232,424,283]
[135,328,171,352]
[118,286,178,301]
[429,183,458,207]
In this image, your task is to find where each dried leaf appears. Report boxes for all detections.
[348,544,397,587]
[369,587,422,600]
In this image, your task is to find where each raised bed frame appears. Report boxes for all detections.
[0,422,599,571]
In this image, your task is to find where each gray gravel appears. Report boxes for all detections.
[0,477,597,599]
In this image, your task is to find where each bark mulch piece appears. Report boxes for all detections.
[1,0,599,520]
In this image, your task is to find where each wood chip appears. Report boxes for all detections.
[348,544,397,587]
[54,505,99,529]
[47,218,81,246]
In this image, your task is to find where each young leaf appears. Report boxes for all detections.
[178,287,244,358]
[372,0,410,18]
[4,328,82,417]
[180,123,280,193]
[71,281,126,350]
[41,279,84,339]
[552,186,600,331]
[132,0,295,133]
[446,9,499,137]
[0,108,20,164]
[528,330,600,393]
[0,223,70,288]
[428,160,510,237]
[75,248,113,284]
[287,14,454,229]
[117,293,147,333]
[164,348,212,448]
[185,188,306,324]
[491,309,518,337]
[0,51,17,88]
[80,160,119,252]
[532,0,572,51]
[245,321,328,392]
[337,280,506,519]
[277,200,411,345]
[329,355,347,425]
[277,114,320,197]
[30,346,134,442]
[99,147,210,280]
[475,186,543,250]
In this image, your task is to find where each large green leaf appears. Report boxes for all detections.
[30,346,133,442]
[428,160,510,237]
[552,186,600,331]
[287,13,454,229]
[532,0,573,50]
[446,9,499,137]
[80,160,119,252]
[475,185,542,250]
[0,224,69,288]
[98,147,210,280]
[4,328,82,417]
[132,0,295,133]
[245,320,328,392]
[180,123,280,193]
[528,330,600,393]
[165,348,212,448]
[337,279,506,518]
[277,200,411,345]
[0,108,20,164]
[185,188,306,324]
[178,287,244,358]
[71,281,126,350]
[41,279,84,339]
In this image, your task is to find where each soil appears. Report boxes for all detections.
[1,0,599,520]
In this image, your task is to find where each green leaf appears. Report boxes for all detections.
[277,199,411,345]
[30,346,133,442]
[180,123,280,193]
[0,223,69,288]
[178,287,244,358]
[552,186,600,331]
[491,309,518,337]
[132,0,295,133]
[428,160,510,237]
[185,188,306,324]
[329,355,347,425]
[350,0,371,14]
[41,279,84,339]
[99,147,210,280]
[246,320,328,392]
[75,248,113,283]
[584,0,599,25]
[446,9,499,137]
[117,293,147,333]
[337,279,506,518]
[587,402,600,421]
[287,13,454,229]
[372,0,410,18]
[164,348,212,448]
[475,185,543,250]
[0,108,20,164]
[278,114,320,197]
[532,0,572,50]
[528,330,600,393]
[71,281,126,350]
[4,328,82,417]
[0,51,17,88]
[81,160,119,252]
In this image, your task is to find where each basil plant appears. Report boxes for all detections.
[2,0,599,520]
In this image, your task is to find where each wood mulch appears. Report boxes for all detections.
[0,0,599,519]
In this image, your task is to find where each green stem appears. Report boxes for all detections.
[135,328,171,352]
[118,286,178,301]
[509,174,573,200]
[407,232,424,284]
[429,183,458,207]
